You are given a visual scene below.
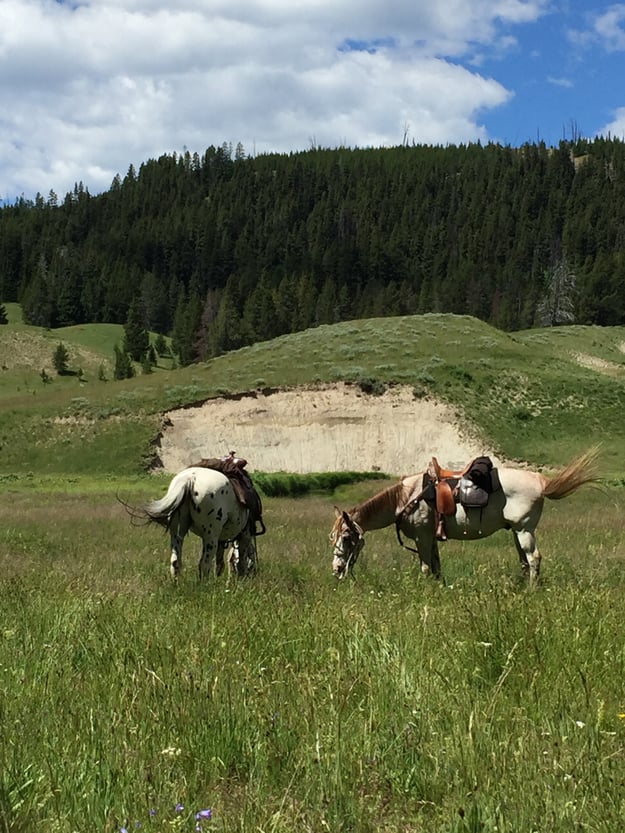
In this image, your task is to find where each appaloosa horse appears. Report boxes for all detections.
[141,467,258,579]
[330,448,600,585]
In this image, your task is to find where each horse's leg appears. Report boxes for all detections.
[430,540,442,579]
[226,544,238,576]
[414,532,442,579]
[513,531,530,576]
[198,537,217,580]
[169,510,188,578]
[215,542,227,577]
[513,529,541,586]
[170,530,183,578]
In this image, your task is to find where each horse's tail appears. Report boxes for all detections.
[543,446,601,500]
[143,472,194,530]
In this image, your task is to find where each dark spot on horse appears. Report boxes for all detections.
[217,508,223,521]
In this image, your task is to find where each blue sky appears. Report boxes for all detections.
[1,1,625,202]
[473,6,625,146]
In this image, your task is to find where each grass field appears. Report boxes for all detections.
[1,307,625,831]
[1,479,624,833]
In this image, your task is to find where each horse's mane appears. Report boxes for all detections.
[352,477,417,525]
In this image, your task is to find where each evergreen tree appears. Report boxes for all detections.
[154,333,168,357]
[21,254,55,327]
[194,288,220,361]
[141,352,153,374]
[123,298,149,361]
[171,294,202,367]
[536,256,577,326]
[53,342,70,375]
[113,345,135,380]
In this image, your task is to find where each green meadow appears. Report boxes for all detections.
[1,306,625,832]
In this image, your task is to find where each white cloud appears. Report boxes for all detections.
[0,0,549,200]
[593,4,625,51]
[568,4,625,52]
[598,106,625,139]
[547,76,574,88]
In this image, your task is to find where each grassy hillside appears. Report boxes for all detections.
[1,304,624,478]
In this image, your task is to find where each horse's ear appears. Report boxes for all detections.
[334,506,342,518]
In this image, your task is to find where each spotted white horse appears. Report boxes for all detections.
[142,467,258,579]
[330,448,600,586]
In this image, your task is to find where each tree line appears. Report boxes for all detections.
[1,137,625,366]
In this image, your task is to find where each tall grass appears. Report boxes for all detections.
[1,484,624,832]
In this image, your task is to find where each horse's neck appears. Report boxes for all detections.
[353,481,410,531]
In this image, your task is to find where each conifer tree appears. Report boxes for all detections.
[53,342,70,375]
[123,298,149,361]
[154,333,168,357]
[536,256,577,326]
[113,345,135,379]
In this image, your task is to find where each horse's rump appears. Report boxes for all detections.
[142,471,195,530]
[191,457,264,532]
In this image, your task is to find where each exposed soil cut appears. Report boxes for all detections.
[156,383,499,476]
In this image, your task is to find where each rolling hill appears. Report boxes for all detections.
[1,304,624,479]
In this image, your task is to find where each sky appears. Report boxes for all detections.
[2,1,625,203]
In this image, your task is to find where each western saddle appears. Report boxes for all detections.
[426,457,474,540]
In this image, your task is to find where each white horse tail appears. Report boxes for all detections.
[143,471,194,530]
[542,446,601,500]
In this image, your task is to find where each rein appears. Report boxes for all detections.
[394,487,427,554]
[395,522,420,554]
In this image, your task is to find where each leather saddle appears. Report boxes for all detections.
[410,456,500,541]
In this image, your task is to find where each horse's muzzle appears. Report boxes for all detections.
[332,555,348,579]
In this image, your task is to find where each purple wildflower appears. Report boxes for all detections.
[175,803,184,813]
[149,809,157,817]
[195,808,213,820]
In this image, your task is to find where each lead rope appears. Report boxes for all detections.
[394,489,426,554]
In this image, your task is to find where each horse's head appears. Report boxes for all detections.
[229,531,258,577]
[330,507,365,580]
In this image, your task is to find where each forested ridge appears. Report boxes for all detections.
[2,137,625,364]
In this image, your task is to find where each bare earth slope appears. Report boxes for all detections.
[157,383,498,476]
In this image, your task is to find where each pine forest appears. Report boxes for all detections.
[2,137,625,365]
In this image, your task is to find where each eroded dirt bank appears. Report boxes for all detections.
[156,384,498,476]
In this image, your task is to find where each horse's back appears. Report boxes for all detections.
[497,467,545,500]
[178,466,230,491]
[148,467,234,524]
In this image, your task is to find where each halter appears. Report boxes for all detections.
[331,515,365,577]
